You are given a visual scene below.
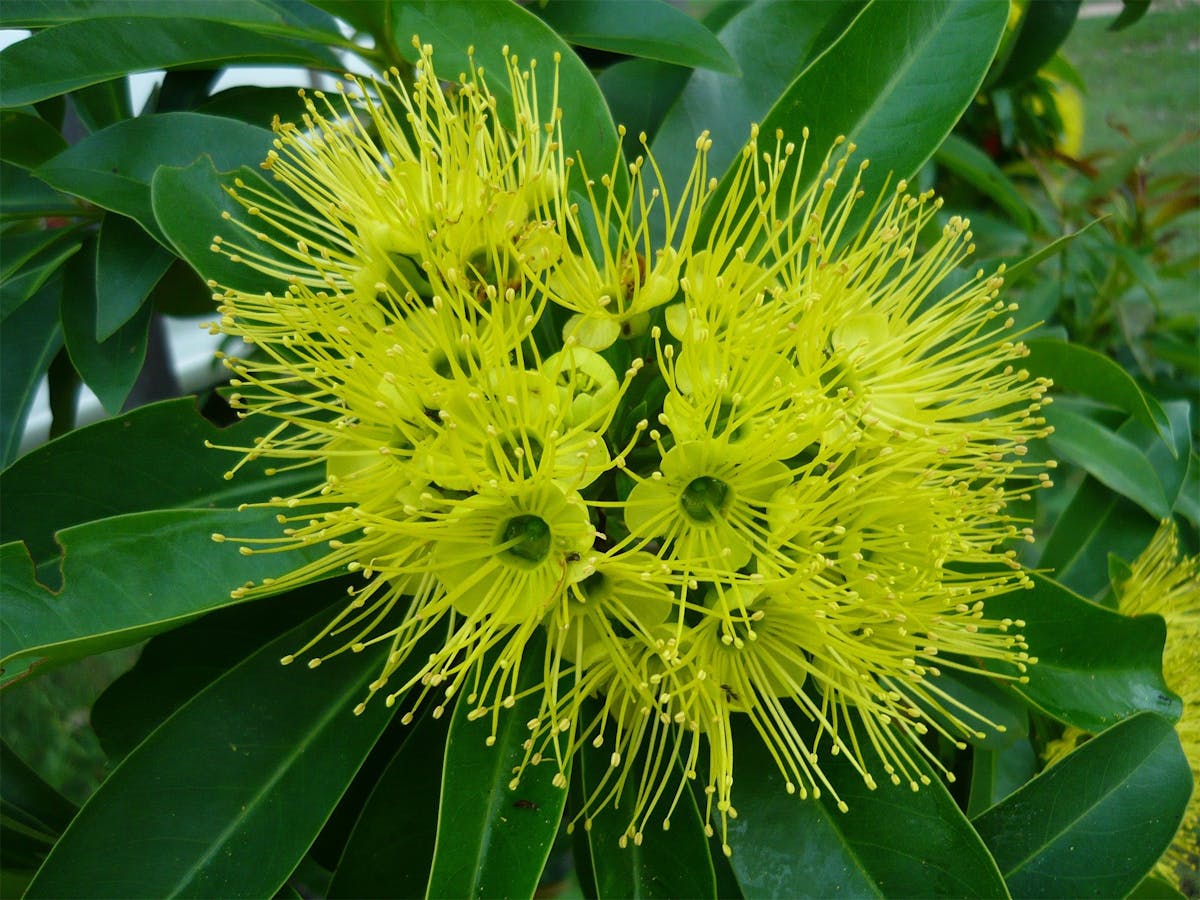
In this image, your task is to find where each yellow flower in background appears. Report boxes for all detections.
[209,40,1054,855]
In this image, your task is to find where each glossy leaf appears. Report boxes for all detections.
[36,113,274,245]
[1038,400,1191,597]
[935,133,1038,231]
[1025,338,1170,446]
[597,58,691,156]
[0,17,338,107]
[993,0,1081,89]
[574,730,717,900]
[25,609,397,899]
[60,239,152,415]
[0,397,321,569]
[725,716,1008,898]
[651,0,865,197]
[0,230,81,320]
[982,574,1181,732]
[966,738,1037,818]
[0,507,326,685]
[91,581,347,763]
[698,0,1008,237]
[1,742,76,869]
[427,634,569,900]
[389,1,621,179]
[0,110,66,171]
[196,85,314,127]
[535,0,738,74]
[1044,405,1171,519]
[1127,874,1187,899]
[0,0,344,42]
[973,713,1190,899]
[0,161,78,221]
[327,709,451,899]
[922,667,1029,751]
[95,214,174,340]
[151,158,291,293]
[0,275,62,469]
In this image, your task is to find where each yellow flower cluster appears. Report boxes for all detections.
[209,41,1053,853]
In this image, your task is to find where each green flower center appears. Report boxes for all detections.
[486,430,544,479]
[680,476,731,523]
[500,514,552,566]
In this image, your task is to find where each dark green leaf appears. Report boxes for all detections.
[922,668,1029,751]
[725,716,1007,898]
[0,397,321,568]
[94,215,174,339]
[1001,217,1105,286]
[966,738,1037,818]
[983,574,1181,731]
[935,133,1038,231]
[973,713,1190,899]
[535,0,738,74]
[90,580,345,763]
[0,229,81,320]
[992,0,1080,89]
[0,111,66,170]
[36,112,274,244]
[328,708,451,899]
[70,78,131,132]
[389,1,621,178]
[574,723,717,900]
[151,158,290,293]
[60,238,152,415]
[1109,0,1152,32]
[0,17,338,107]
[1044,405,1171,519]
[1026,338,1170,447]
[307,0,392,43]
[699,0,1008,238]
[1,742,77,869]
[651,0,865,198]
[0,274,62,468]
[0,161,78,221]
[0,0,344,42]
[597,59,690,156]
[1127,873,1188,899]
[24,609,398,899]
[195,85,313,127]
[427,632,569,900]
[0,508,327,685]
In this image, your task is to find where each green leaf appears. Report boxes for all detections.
[0,17,338,107]
[535,0,738,74]
[973,713,1191,899]
[1026,338,1171,447]
[0,274,62,468]
[1127,874,1187,899]
[597,58,691,156]
[922,668,1029,751]
[195,85,314,127]
[699,0,1008,238]
[427,632,569,900]
[935,134,1038,232]
[0,111,66,171]
[1109,0,1152,32]
[1038,400,1192,598]
[69,78,131,133]
[992,0,1080,89]
[1044,405,1171,520]
[0,161,78,221]
[389,1,621,178]
[982,574,1181,732]
[151,158,290,293]
[966,738,1037,818]
[36,112,274,245]
[0,0,344,42]
[327,708,450,899]
[0,507,326,685]
[94,215,174,340]
[60,238,152,415]
[574,731,717,900]
[1,742,76,869]
[91,580,345,763]
[725,717,1008,898]
[0,229,81,320]
[1001,217,1106,286]
[651,0,865,197]
[24,608,398,899]
[0,397,321,569]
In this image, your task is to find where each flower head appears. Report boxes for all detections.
[209,40,1053,855]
